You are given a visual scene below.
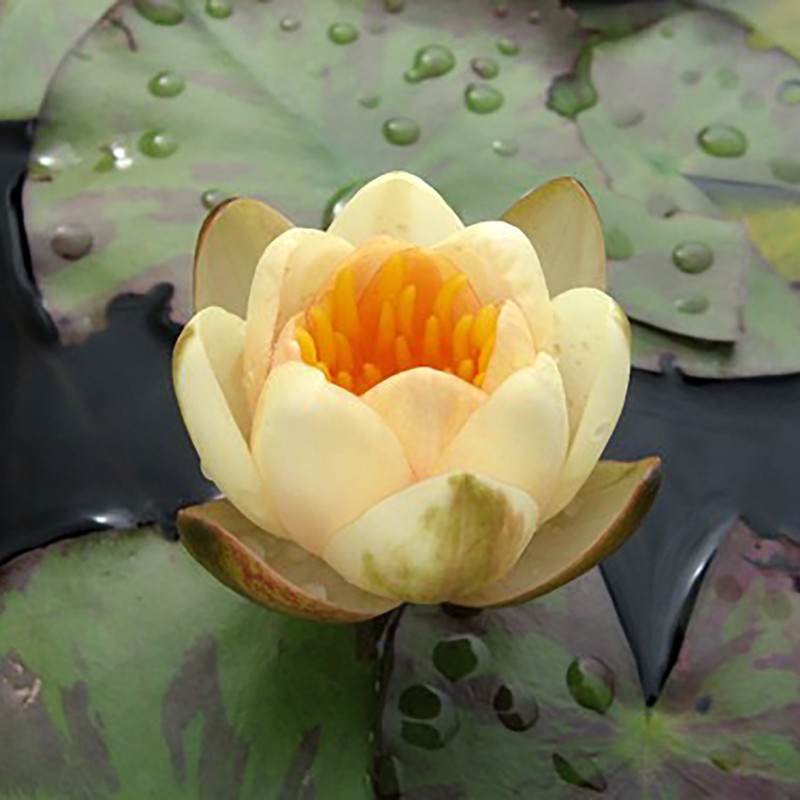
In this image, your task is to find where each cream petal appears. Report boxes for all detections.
[172,307,286,537]
[502,177,606,297]
[328,171,463,246]
[194,198,292,316]
[435,354,569,510]
[242,229,353,410]
[322,472,538,603]
[455,458,662,607]
[362,368,485,479]
[544,288,631,520]
[251,362,413,555]
[433,221,554,351]
[482,299,537,394]
[179,499,398,622]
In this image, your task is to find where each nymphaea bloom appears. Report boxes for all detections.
[174,172,661,622]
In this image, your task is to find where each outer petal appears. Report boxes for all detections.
[433,221,554,351]
[434,354,569,511]
[322,472,538,603]
[251,362,414,555]
[194,198,292,316]
[242,229,353,409]
[544,288,632,520]
[502,177,606,297]
[455,458,662,607]
[482,299,537,394]
[328,171,463,246]
[173,307,286,537]
[179,499,398,622]
[362,368,485,479]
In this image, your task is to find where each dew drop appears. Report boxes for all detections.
[497,36,519,56]
[493,683,539,732]
[777,78,800,105]
[672,241,714,274]
[675,294,710,314]
[611,107,644,128]
[94,141,134,172]
[492,138,519,157]
[398,684,458,750]
[279,16,300,32]
[328,22,359,45]
[433,635,489,682]
[465,83,504,114]
[383,117,420,146]
[205,0,231,18]
[383,0,405,12]
[138,129,178,158]
[148,70,185,98]
[133,0,184,25]
[716,67,739,89]
[321,181,361,228]
[470,56,499,80]
[358,93,381,109]
[604,226,633,261]
[399,684,441,719]
[553,753,607,792]
[201,188,230,210]
[566,657,615,714]
[769,156,800,184]
[51,223,93,261]
[404,44,455,83]
[697,124,748,158]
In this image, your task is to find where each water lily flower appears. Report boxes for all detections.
[174,172,661,622]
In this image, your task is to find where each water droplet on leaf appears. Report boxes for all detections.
[398,684,457,749]
[675,294,710,314]
[383,117,420,146]
[697,124,747,158]
[205,0,231,18]
[492,138,518,157]
[279,16,300,32]
[358,93,381,109]
[553,753,607,792]
[134,0,184,25]
[465,83,504,114]
[404,45,455,82]
[470,57,499,80]
[328,22,358,44]
[138,129,178,158]
[433,635,488,681]
[51,223,93,261]
[148,70,185,98]
[493,683,539,731]
[672,241,714,274]
[605,226,633,261]
[201,188,230,210]
[497,36,519,56]
[769,156,800,184]
[566,656,615,713]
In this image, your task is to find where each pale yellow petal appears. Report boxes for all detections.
[434,354,568,510]
[544,288,631,520]
[322,472,538,603]
[482,299,537,393]
[328,171,463,246]
[433,221,554,351]
[194,198,292,316]
[242,229,353,410]
[456,458,661,607]
[502,177,606,297]
[172,307,286,537]
[362,368,485,479]
[251,362,413,555]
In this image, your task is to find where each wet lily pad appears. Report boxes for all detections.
[382,523,800,796]
[0,0,114,119]
[0,527,377,797]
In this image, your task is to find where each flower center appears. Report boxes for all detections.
[295,247,498,394]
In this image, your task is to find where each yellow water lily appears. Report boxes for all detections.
[174,172,661,621]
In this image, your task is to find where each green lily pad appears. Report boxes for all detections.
[632,259,800,378]
[383,524,800,796]
[0,527,377,797]
[0,0,114,119]
[21,0,765,351]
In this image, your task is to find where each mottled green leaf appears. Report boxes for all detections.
[383,523,800,797]
[0,528,377,798]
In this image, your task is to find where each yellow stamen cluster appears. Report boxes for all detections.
[296,248,499,394]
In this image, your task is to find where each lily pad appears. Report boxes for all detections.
[0,527,378,797]
[0,0,114,120]
[382,523,800,796]
[21,0,764,350]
